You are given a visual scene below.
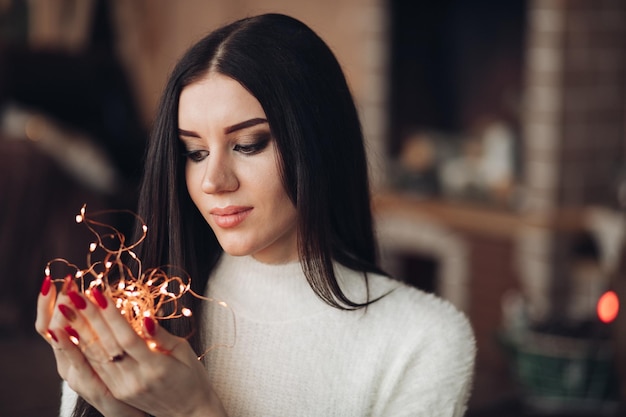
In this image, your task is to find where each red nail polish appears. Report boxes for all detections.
[40,275,52,296]
[143,316,156,337]
[58,303,77,321]
[47,329,58,342]
[90,287,108,309]
[61,274,73,294]
[67,291,87,310]
[64,325,80,342]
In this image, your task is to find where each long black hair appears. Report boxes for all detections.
[74,13,385,417]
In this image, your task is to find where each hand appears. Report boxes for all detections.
[80,288,228,417]
[35,275,147,417]
[36,275,227,417]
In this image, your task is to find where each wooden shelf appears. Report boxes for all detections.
[372,191,590,239]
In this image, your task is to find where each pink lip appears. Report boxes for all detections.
[210,206,253,228]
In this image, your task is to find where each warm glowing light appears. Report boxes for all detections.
[597,291,619,324]
[44,204,236,359]
[69,336,80,345]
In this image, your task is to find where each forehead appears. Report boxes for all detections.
[178,73,266,126]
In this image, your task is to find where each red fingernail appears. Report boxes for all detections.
[68,291,87,310]
[58,303,77,321]
[40,275,52,296]
[61,274,73,294]
[64,325,80,343]
[143,316,156,337]
[47,329,58,342]
[90,287,108,309]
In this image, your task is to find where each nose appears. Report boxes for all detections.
[200,152,239,194]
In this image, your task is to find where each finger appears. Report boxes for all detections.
[90,290,155,360]
[95,295,190,364]
[52,327,117,402]
[52,326,90,377]
[50,292,111,365]
[67,288,128,364]
[85,290,198,366]
[52,329,146,417]
[35,275,58,340]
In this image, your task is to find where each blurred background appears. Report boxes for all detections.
[0,0,624,416]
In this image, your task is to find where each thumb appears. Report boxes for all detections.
[142,317,198,364]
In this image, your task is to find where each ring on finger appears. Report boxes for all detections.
[109,351,127,363]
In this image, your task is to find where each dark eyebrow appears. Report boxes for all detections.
[224,118,268,134]
[178,129,201,138]
[178,118,268,139]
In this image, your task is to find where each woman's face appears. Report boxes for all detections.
[178,72,298,264]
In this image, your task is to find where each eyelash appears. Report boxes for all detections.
[181,135,270,163]
[183,150,209,162]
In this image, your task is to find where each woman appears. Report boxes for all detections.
[36,13,475,417]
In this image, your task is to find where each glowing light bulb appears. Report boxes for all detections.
[597,291,619,324]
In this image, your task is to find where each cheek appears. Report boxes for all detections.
[185,165,201,201]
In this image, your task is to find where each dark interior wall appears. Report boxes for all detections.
[388,0,527,154]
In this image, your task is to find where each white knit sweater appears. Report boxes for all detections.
[60,254,475,416]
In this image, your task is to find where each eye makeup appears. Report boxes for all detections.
[179,130,272,162]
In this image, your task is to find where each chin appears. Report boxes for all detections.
[218,242,256,258]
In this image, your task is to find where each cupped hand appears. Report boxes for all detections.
[35,275,147,417]
[36,275,227,417]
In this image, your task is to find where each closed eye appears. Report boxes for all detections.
[233,133,271,155]
[183,149,209,162]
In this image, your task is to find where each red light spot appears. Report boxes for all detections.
[597,291,619,323]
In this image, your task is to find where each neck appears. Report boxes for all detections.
[207,254,327,322]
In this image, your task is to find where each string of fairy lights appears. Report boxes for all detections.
[44,205,235,360]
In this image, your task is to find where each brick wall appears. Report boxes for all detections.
[523,0,625,210]
[520,0,625,321]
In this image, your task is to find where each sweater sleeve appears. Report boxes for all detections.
[374,298,476,417]
[59,380,78,417]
